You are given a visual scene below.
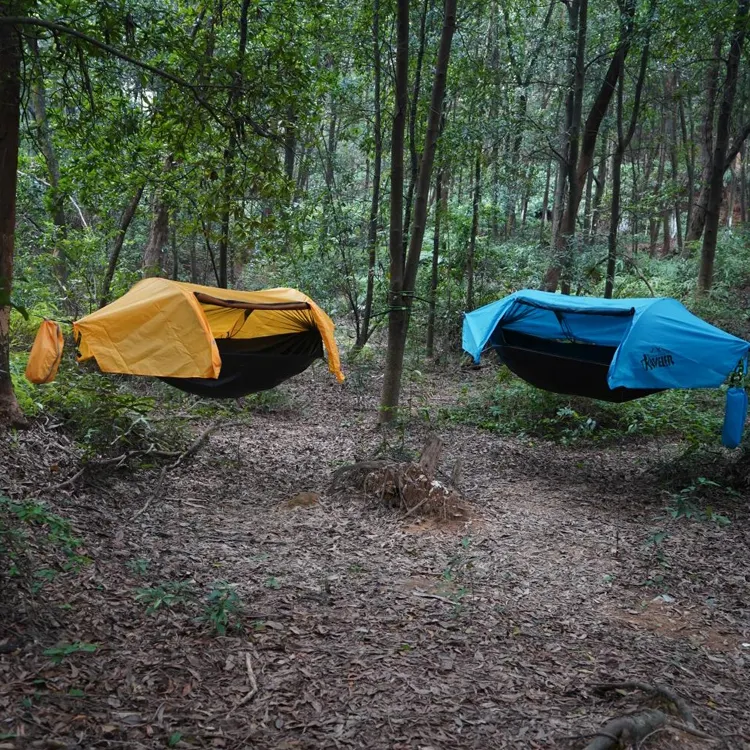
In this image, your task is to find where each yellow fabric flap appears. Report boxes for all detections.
[26,320,64,384]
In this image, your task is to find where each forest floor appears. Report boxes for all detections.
[1,358,750,750]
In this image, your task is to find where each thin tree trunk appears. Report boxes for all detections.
[699,0,750,292]
[590,132,609,237]
[741,144,748,223]
[380,0,456,423]
[402,0,430,249]
[0,12,24,425]
[426,169,444,357]
[687,35,722,243]
[190,232,198,283]
[605,20,650,298]
[29,34,68,282]
[218,0,251,288]
[583,168,594,238]
[380,0,410,424]
[650,138,666,256]
[284,107,296,182]
[678,90,695,244]
[142,186,170,277]
[667,75,683,254]
[357,0,382,350]
[466,150,481,311]
[100,185,144,307]
[540,160,552,242]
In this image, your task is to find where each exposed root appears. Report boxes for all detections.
[584,681,718,749]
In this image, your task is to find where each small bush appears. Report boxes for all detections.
[11,355,186,458]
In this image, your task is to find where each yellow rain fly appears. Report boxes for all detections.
[71,278,344,382]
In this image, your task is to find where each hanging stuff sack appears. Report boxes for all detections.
[722,386,748,449]
[25,320,64,384]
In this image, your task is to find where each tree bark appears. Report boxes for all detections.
[590,132,609,237]
[29,33,68,282]
[0,12,25,426]
[604,21,650,298]
[678,87,695,243]
[426,168,444,357]
[380,0,456,423]
[357,0,383,350]
[699,0,750,292]
[545,0,635,291]
[142,181,170,278]
[687,35,722,243]
[379,0,410,424]
[402,0,429,250]
[99,185,144,307]
[218,0,251,288]
[466,150,480,311]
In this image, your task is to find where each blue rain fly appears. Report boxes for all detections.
[462,290,749,391]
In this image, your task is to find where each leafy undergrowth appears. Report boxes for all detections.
[442,366,727,446]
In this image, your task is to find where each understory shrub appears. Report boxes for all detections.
[442,367,725,446]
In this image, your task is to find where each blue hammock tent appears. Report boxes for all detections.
[462,291,749,445]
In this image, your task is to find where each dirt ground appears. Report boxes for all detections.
[1,360,749,749]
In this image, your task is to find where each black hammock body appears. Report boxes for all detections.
[161,328,324,399]
[489,328,663,403]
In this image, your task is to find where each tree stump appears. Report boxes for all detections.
[330,433,466,521]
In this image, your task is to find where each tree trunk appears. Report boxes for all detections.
[545,0,634,291]
[650,137,666,256]
[666,75,683,254]
[284,107,296,182]
[218,0,251,288]
[590,131,609,237]
[100,185,144,307]
[0,14,25,426]
[426,169,444,357]
[540,159,551,242]
[29,34,68,282]
[741,144,748,223]
[687,35,723,243]
[142,183,170,278]
[402,0,429,250]
[583,168,593,238]
[380,0,456,423]
[544,0,587,291]
[466,151,480,311]
[380,0,410,424]
[604,19,650,298]
[699,0,750,292]
[678,88,695,244]
[357,0,383,350]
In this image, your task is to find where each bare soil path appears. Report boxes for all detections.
[1,361,749,749]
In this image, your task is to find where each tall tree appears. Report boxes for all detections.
[699,0,750,292]
[0,4,25,426]
[544,0,636,292]
[380,0,457,422]
[604,21,651,298]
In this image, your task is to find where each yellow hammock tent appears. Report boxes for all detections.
[26,278,344,398]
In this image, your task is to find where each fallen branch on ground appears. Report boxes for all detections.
[133,423,225,520]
